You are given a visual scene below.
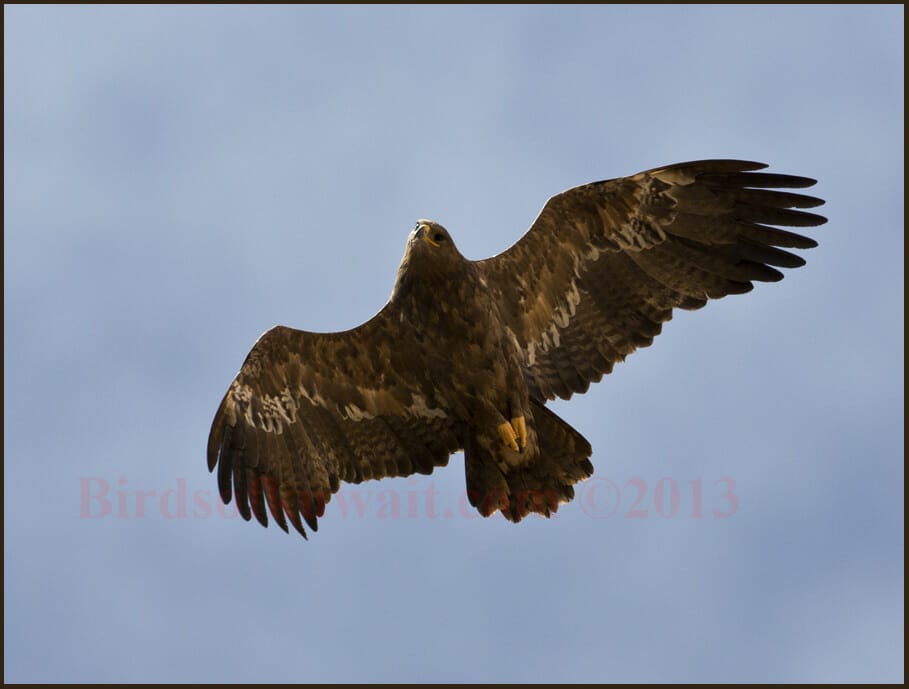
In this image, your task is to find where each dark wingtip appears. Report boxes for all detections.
[760,267,784,283]
[665,159,768,174]
[792,211,828,227]
[732,160,769,171]
[207,414,224,472]
[252,501,269,528]
[287,509,309,539]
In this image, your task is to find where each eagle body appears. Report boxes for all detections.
[392,223,540,471]
[208,160,826,539]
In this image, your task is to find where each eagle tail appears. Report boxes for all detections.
[464,399,594,522]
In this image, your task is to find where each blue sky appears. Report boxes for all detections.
[4,5,903,683]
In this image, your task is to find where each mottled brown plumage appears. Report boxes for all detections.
[208,159,826,538]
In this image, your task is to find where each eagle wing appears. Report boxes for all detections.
[478,160,827,401]
[207,307,464,538]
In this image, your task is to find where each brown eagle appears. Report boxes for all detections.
[208,159,826,538]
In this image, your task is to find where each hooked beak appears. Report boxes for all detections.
[414,222,440,248]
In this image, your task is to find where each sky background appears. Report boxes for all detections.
[4,5,904,683]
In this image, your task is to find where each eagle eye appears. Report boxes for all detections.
[433,232,446,243]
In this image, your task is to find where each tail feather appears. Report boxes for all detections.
[464,399,593,522]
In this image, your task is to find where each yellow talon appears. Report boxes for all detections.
[497,421,519,452]
[511,416,527,450]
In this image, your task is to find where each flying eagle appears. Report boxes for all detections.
[208,159,826,538]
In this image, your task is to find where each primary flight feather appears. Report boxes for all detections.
[208,159,826,538]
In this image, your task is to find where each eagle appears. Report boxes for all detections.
[208,159,826,539]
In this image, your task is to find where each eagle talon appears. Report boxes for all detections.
[511,416,527,450]
[497,421,520,452]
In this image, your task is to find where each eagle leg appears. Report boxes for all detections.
[497,421,520,452]
[497,416,528,453]
[511,416,527,450]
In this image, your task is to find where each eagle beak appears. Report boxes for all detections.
[416,222,440,248]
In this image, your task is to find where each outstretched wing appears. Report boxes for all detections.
[479,160,827,401]
[207,307,464,538]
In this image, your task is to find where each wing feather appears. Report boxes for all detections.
[207,305,464,537]
[479,159,826,401]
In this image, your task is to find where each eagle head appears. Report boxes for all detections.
[405,220,465,268]
[393,220,466,296]
[411,220,454,250]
